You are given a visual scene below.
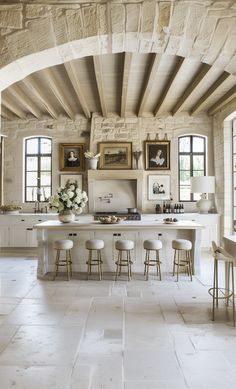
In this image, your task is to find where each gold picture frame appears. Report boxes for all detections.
[59,143,85,171]
[98,142,132,170]
[59,174,82,190]
[144,141,170,170]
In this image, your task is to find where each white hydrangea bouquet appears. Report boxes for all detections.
[84,150,101,159]
[48,180,88,215]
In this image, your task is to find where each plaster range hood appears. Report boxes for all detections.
[88,170,144,213]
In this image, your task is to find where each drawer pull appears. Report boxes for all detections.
[27,228,33,231]
[38,219,42,222]
[73,233,77,236]
[21,219,25,222]
[68,233,72,237]
[113,233,117,237]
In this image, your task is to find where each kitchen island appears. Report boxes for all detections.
[34,217,203,278]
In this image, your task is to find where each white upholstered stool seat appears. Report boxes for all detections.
[53,239,73,281]
[86,239,104,250]
[143,239,162,281]
[172,239,192,251]
[85,239,104,280]
[54,239,73,250]
[172,239,193,281]
[115,240,134,251]
[115,240,134,281]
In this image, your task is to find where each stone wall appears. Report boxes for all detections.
[2,112,213,213]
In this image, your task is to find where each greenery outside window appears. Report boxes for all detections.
[179,135,206,202]
[25,137,52,202]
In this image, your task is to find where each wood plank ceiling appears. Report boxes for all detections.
[2,53,236,121]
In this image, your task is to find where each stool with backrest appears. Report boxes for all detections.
[53,239,73,281]
[143,239,162,281]
[115,239,134,281]
[85,239,104,280]
[172,239,193,281]
[209,241,235,326]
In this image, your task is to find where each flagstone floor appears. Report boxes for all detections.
[0,251,235,389]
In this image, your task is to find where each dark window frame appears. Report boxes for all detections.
[178,135,206,202]
[25,136,52,203]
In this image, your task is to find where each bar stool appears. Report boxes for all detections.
[172,239,192,281]
[53,239,73,281]
[115,240,134,281]
[85,239,104,280]
[143,239,162,281]
[209,241,235,326]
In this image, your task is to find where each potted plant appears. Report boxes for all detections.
[84,150,100,170]
[0,204,23,214]
[48,180,88,223]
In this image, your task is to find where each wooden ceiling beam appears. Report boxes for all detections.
[44,68,75,120]
[64,61,91,119]
[9,84,42,119]
[171,63,211,115]
[121,52,132,117]
[190,72,230,115]
[138,54,162,117]
[23,76,58,119]
[1,106,12,120]
[93,56,107,117]
[2,95,26,119]
[208,85,236,115]
[154,56,185,116]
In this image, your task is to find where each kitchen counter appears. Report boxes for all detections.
[34,218,203,278]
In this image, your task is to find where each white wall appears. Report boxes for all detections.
[2,112,213,213]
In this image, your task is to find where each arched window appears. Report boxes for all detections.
[179,135,206,201]
[25,137,52,202]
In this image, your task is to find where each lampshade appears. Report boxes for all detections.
[190,176,215,194]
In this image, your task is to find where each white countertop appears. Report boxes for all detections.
[34,219,203,230]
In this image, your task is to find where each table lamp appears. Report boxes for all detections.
[190,176,215,213]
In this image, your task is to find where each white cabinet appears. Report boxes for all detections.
[0,226,9,247]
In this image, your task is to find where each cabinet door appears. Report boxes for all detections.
[26,227,38,247]
[9,227,27,247]
[0,226,9,247]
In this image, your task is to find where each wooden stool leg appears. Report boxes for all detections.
[129,251,132,277]
[157,250,161,281]
[144,250,147,276]
[176,250,180,282]
[115,251,120,281]
[53,250,60,280]
[145,250,150,281]
[173,250,176,276]
[98,250,102,281]
[87,250,91,280]
[127,250,131,281]
[188,250,192,281]
[66,250,70,281]
[231,262,235,327]
[69,249,73,277]
[216,259,219,307]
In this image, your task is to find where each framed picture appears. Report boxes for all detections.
[144,141,170,170]
[59,143,85,171]
[98,142,132,169]
[59,174,82,190]
[148,175,171,200]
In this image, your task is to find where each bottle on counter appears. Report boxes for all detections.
[173,204,177,213]
[163,202,166,214]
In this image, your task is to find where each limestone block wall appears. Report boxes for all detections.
[2,112,213,213]
[89,113,213,213]
[2,117,89,212]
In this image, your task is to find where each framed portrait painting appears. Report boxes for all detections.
[59,143,85,171]
[98,142,132,169]
[59,174,82,190]
[148,175,171,201]
[144,141,170,170]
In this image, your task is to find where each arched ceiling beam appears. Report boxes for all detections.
[171,63,211,115]
[208,85,236,115]
[1,106,12,120]
[64,61,91,119]
[190,72,230,115]
[44,68,75,120]
[2,96,26,119]
[8,84,42,119]
[23,76,58,119]
[93,56,107,117]
[121,52,132,117]
[154,56,185,116]
[138,54,161,117]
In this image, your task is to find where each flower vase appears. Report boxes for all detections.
[58,210,75,223]
[89,158,98,170]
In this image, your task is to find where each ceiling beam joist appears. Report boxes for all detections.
[208,85,236,115]
[190,72,230,115]
[154,56,185,116]
[23,77,58,119]
[9,85,42,119]
[171,63,211,115]
[1,106,11,120]
[121,53,133,117]
[2,96,26,119]
[64,62,91,119]
[138,54,162,117]
[44,68,75,120]
[93,56,107,117]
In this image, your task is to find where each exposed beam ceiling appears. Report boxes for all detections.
[2,53,236,121]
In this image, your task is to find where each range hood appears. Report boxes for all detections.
[88,170,144,213]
